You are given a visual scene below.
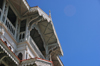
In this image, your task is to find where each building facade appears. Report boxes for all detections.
[0,0,63,66]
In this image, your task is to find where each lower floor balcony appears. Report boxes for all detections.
[19,31,45,59]
[0,38,53,66]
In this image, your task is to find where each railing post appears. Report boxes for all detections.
[15,17,18,40]
[17,20,20,42]
[1,0,6,22]
[46,45,49,60]
[0,9,2,21]
[27,31,30,42]
[25,18,29,41]
[4,4,9,24]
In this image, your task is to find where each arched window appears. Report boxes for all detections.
[30,28,46,56]
[18,53,23,60]
[4,41,7,45]
[33,63,37,66]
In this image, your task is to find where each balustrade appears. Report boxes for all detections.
[5,18,16,37]
[19,31,25,42]
[36,59,52,66]
[29,36,45,59]
[18,33,45,59]
[1,7,45,60]
[0,8,16,40]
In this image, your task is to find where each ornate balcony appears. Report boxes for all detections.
[29,36,45,59]
[0,8,16,40]
[20,57,53,66]
[19,31,45,59]
[0,38,53,66]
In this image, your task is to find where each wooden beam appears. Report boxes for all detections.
[44,32,53,35]
[40,23,53,31]
[43,22,50,34]
[46,33,54,43]
[48,43,58,47]
[8,0,21,18]
[29,15,39,23]
[20,0,22,15]
[29,18,44,30]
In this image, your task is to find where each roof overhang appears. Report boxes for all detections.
[24,6,63,56]
[51,55,64,66]
[8,0,29,17]
[23,6,51,22]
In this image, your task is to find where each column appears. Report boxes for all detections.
[46,45,50,60]
[4,4,9,24]
[14,17,18,40]
[1,0,6,22]
[17,20,20,42]
[25,18,29,41]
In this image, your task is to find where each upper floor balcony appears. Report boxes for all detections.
[0,0,45,60]
[0,2,17,40]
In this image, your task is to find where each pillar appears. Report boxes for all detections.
[4,4,9,24]
[25,18,29,41]
[15,17,18,40]
[1,0,6,22]
[46,45,50,60]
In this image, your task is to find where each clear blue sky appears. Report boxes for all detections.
[27,0,100,66]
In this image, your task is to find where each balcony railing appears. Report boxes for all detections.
[19,31,25,42]
[0,7,45,59]
[0,8,16,40]
[19,32,45,59]
[29,36,45,59]
[5,18,15,36]
[36,58,53,66]
[21,58,53,66]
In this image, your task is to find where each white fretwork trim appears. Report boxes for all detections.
[20,58,36,66]
[0,40,19,65]
[20,58,53,66]
[36,59,53,66]
[30,7,51,22]
[22,0,29,10]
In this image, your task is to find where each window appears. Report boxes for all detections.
[7,7,17,27]
[20,19,26,32]
[4,41,7,45]
[0,0,3,9]
[18,53,23,60]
